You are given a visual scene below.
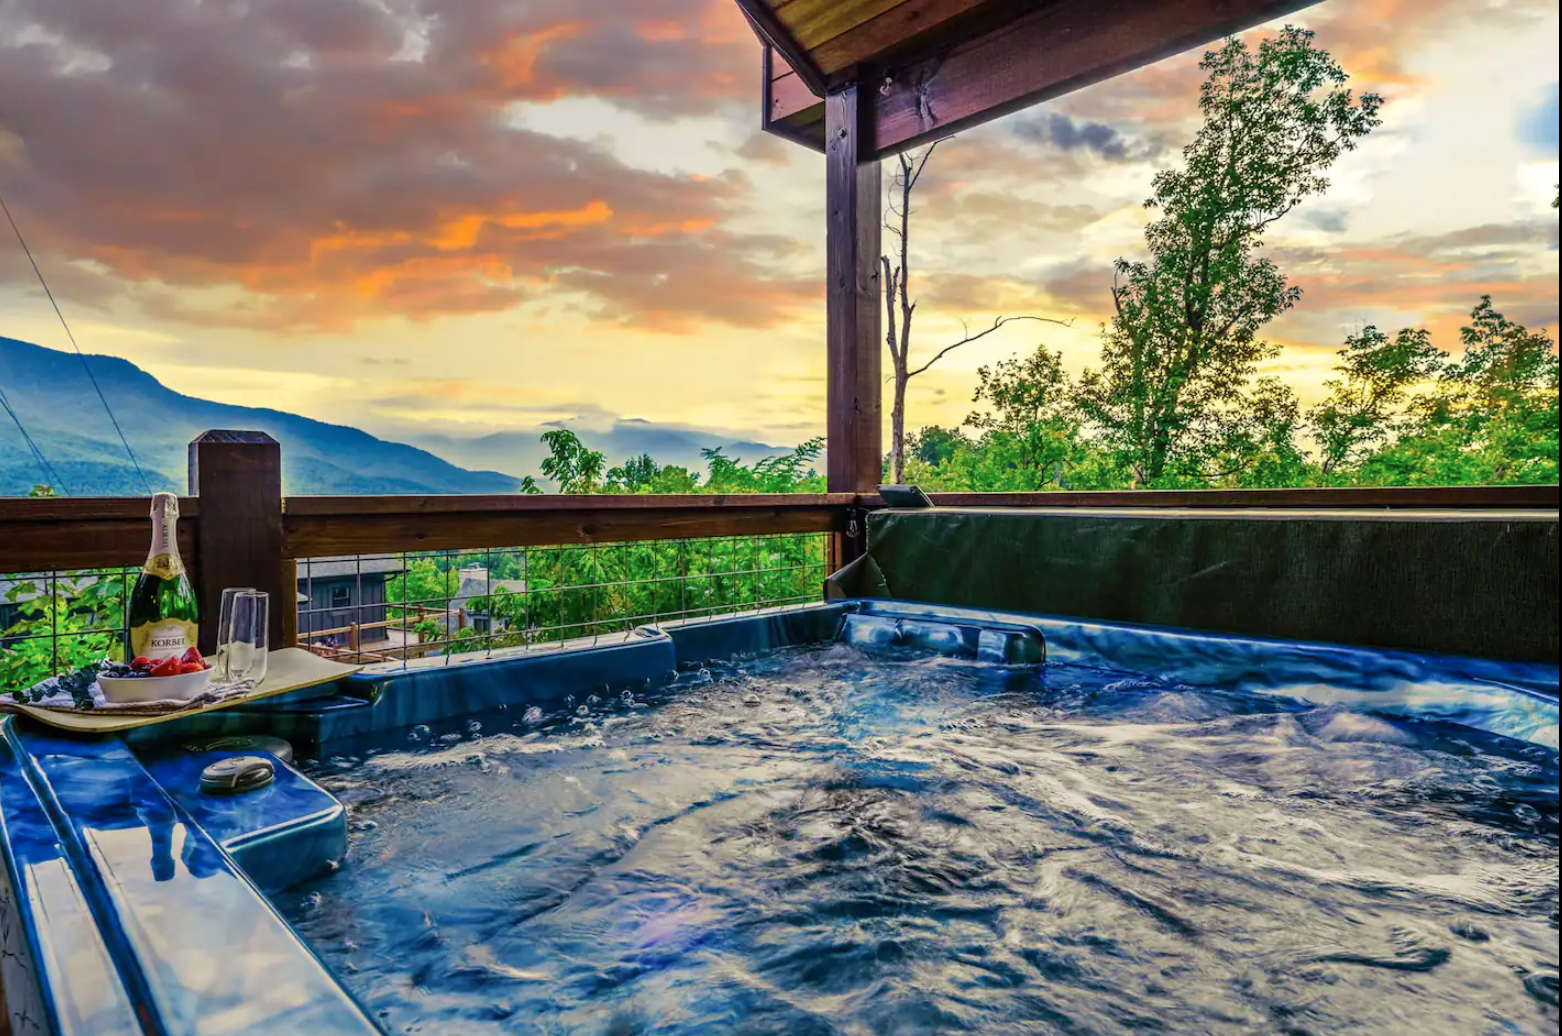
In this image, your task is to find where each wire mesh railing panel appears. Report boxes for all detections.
[1,568,133,692]
[295,532,830,668]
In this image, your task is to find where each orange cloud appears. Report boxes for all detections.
[0,0,792,334]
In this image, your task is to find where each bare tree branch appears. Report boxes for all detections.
[881,255,901,365]
[877,140,1063,483]
[906,315,1075,379]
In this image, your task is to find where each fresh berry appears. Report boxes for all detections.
[149,656,181,677]
[132,656,155,671]
[179,662,205,674]
[180,647,205,666]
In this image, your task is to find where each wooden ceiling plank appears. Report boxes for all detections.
[780,0,915,50]
[867,0,1322,157]
[810,0,993,76]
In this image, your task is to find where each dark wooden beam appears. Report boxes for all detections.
[189,430,289,653]
[868,0,1322,157]
[825,84,883,497]
[769,65,821,123]
[735,0,829,97]
[858,485,1562,510]
[762,47,827,152]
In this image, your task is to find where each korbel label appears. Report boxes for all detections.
[131,618,198,659]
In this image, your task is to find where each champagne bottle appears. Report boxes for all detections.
[127,492,199,660]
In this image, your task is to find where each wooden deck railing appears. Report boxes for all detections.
[2,431,1556,653]
[281,492,857,556]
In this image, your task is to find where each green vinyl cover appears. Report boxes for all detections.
[826,507,1559,664]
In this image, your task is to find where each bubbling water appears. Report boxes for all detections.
[278,644,1559,1036]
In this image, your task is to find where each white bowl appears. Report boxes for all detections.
[98,666,213,704]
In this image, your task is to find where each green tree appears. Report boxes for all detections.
[539,429,605,494]
[1360,298,1558,485]
[1308,326,1445,477]
[643,465,700,494]
[1079,26,1381,486]
[605,453,660,493]
[602,454,701,494]
[965,346,1090,487]
[383,557,456,643]
[906,426,970,467]
[1206,376,1309,487]
[702,439,825,494]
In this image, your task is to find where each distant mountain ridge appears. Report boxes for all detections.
[409,421,791,481]
[0,336,795,497]
[0,336,520,496]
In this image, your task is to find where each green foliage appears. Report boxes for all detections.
[459,535,827,649]
[906,426,969,467]
[1080,27,1382,486]
[702,439,825,494]
[366,433,831,659]
[604,453,660,492]
[2,572,127,692]
[904,296,1556,494]
[1308,326,1445,476]
[963,346,1089,487]
[604,454,700,494]
[1355,298,1559,486]
[539,429,606,494]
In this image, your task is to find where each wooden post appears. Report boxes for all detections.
[188,431,289,654]
[826,85,881,571]
[825,84,882,497]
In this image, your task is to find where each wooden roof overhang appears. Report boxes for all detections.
[736,0,1323,158]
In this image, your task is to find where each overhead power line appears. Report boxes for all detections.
[1,189,153,494]
[0,378,70,494]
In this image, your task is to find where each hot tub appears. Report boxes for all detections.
[2,600,1557,1035]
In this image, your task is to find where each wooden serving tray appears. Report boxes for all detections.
[5,648,363,735]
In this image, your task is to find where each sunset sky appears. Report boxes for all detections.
[0,0,1557,460]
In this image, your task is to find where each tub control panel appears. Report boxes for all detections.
[199,754,277,794]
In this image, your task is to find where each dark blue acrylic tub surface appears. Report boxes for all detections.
[1,600,1556,1036]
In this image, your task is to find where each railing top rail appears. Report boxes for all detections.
[283,493,858,516]
[890,485,1560,510]
[0,496,202,522]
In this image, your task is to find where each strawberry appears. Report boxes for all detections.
[180,647,205,667]
[132,656,155,671]
[149,656,181,677]
[179,662,205,674]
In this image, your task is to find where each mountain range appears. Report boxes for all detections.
[408,422,790,481]
[0,336,788,496]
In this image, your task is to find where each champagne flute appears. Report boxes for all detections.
[220,590,270,688]
[215,587,256,681]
